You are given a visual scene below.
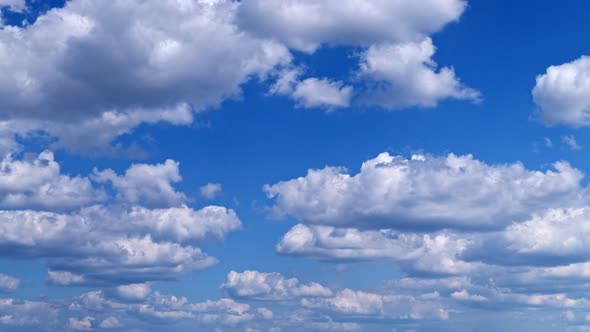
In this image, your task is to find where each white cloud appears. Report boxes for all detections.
[562,134,582,150]
[222,270,333,300]
[291,78,353,109]
[277,224,473,275]
[48,271,85,286]
[68,316,94,331]
[97,316,120,329]
[116,283,152,301]
[0,0,25,12]
[0,0,291,152]
[92,159,186,208]
[0,150,105,211]
[0,154,241,285]
[451,289,487,302]
[0,273,19,292]
[358,39,480,109]
[0,298,57,327]
[301,288,449,320]
[265,152,583,230]
[270,69,352,109]
[0,205,240,285]
[235,0,467,53]
[200,182,223,200]
[533,56,590,127]
[467,208,590,266]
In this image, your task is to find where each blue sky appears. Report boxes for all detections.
[2,0,590,331]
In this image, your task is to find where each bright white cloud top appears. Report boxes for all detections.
[534,56,590,127]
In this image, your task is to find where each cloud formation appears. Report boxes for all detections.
[533,56,590,127]
[265,152,583,230]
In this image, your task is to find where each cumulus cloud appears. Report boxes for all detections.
[301,288,449,320]
[92,160,186,208]
[270,69,353,109]
[200,182,223,200]
[533,56,590,127]
[277,224,473,275]
[222,270,333,300]
[0,0,25,12]
[0,207,235,285]
[265,152,583,230]
[238,0,477,110]
[48,271,86,286]
[116,283,152,301]
[466,208,590,266]
[0,0,479,153]
[562,134,582,151]
[0,273,19,292]
[0,0,291,152]
[235,0,467,52]
[98,316,120,329]
[0,150,105,211]
[0,154,241,286]
[264,150,590,328]
[358,39,480,109]
[68,316,94,331]
[0,298,57,328]
[0,288,271,331]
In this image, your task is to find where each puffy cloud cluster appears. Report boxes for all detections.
[0,0,291,152]
[265,152,583,230]
[269,68,353,109]
[0,0,479,154]
[0,152,241,286]
[222,270,332,300]
[234,0,467,52]
[0,273,19,292]
[277,224,473,275]
[264,151,590,330]
[236,0,477,109]
[533,56,590,127]
[358,39,480,108]
[0,287,273,331]
[0,150,105,210]
[0,0,25,12]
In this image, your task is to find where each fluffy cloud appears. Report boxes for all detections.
[0,0,291,151]
[0,150,105,210]
[466,208,590,266]
[200,182,223,200]
[533,56,590,127]
[270,69,353,109]
[0,0,25,12]
[134,292,269,327]
[265,152,583,230]
[0,298,57,328]
[301,288,449,320]
[0,288,273,331]
[0,153,241,286]
[277,224,472,275]
[68,316,94,331]
[0,206,240,285]
[235,0,467,52]
[0,273,19,292]
[222,270,333,300]
[290,78,353,109]
[562,134,583,150]
[92,160,186,208]
[264,150,590,329]
[116,283,152,301]
[237,0,477,110]
[358,39,480,108]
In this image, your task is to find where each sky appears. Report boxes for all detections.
[2,0,590,331]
